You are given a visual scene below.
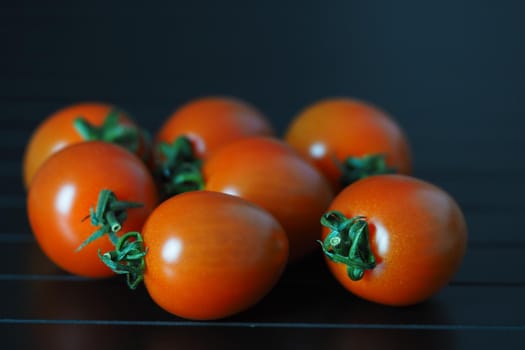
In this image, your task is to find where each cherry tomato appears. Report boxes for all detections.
[285,98,412,192]
[155,96,274,160]
[319,174,467,306]
[203,137,334,262]
[27,141,158,278]
[23,102,147,189]
[120,191,288,320]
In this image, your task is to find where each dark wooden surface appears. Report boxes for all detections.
[1,1,525,349]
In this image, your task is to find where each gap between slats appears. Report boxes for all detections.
[0,318,524,331]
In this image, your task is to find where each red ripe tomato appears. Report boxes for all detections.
[285,98,412,192]
[155,96,274,160]
[27,141,158,278]
[139,191,288,320]
[203,137,334,262]
[319,174,467,306]
[23,102,147,189]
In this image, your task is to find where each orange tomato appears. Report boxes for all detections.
[285,98,412,192]
[203,137,334,262]
[156,96,273,160]
[320,174,467,306]
[27,141,158,278]
[141,191,288,320]
[23,102,146,189]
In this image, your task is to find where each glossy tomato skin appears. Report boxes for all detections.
[203,137,334,262]
[27,141,158,278]
[23,102,144,189]
[156,96,274,160]
[142,191,288,320]
[322,174,467,306]
[285,98,412,192]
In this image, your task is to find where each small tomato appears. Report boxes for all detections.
[23,102,148,189]
[319,174,467,306]
[156,96,273,160]
[285,98,412,192]
[99,191,288,320]
[203,137,334,262]
[27,141,158,278]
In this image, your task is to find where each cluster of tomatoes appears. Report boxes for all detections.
[23,96,467,320]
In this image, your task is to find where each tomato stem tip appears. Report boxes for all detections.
[319,211,376,281]
[98,231,147,289]
[76,189,143,251]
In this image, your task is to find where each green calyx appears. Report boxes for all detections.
[74,109,142,154]
[338,154,396,187]
[318,211,376,281]
[77,189,143,251]
[156,136,205,198]
[76,190,147,289]
[99,231,147,290]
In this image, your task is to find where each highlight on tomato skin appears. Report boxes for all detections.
[155,96,274,160]
[27,141,159,278]
[284,97,412,193]
[319,174,468,307]
[202,136,334,262]
[110,191,289,321]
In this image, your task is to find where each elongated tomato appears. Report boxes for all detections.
[156,96,273,160]
[27,141,158,278]
[285,98,412,192]
[203,137,334,262]
[319,174,467,306]
[103,191,289,320]
[23,102,146,189]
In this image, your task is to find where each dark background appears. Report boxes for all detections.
[1,0,525,349]
[3,0,525,171]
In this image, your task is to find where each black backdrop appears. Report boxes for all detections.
[2,1,525,348]
[3,0,525,174]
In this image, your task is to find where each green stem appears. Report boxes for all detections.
[77,190,143,251]
[73,109,141,155]
[337,154,396,187]
[318,211,376,281]
[105,211,121,233]
[155,136,205,198]
[98,231,147,289]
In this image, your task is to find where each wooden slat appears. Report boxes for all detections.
[0,277,524,329]
[2,325,523,350]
